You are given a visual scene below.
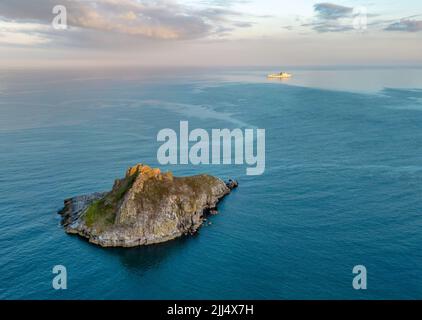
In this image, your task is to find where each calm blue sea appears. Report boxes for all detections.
[1,67,422,299]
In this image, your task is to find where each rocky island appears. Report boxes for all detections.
[59,164,238,247]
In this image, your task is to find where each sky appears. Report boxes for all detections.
[0,0,422,68]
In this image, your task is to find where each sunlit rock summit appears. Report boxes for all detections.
[59,164,238,247]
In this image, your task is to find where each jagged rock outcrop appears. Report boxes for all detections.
[58,164,238,247]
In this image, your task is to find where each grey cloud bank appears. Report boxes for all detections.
[385,19,422,32]
[0,0,251,40]
[314,3,353,20]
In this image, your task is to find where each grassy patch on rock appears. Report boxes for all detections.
[83,172,139,231]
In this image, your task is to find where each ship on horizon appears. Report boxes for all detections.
[267,72,292,79]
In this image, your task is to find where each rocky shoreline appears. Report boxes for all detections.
[59,164,238,247]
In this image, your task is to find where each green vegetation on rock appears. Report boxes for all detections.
[83,171,139,230]
[84,199,117,231]
[60,164,237,247]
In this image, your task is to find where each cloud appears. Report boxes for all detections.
[297,2,422,34]
[67,1,209,40]
[292,2,380,33]
[0,0,250,44]
[233,21,253,28]
[198,0,251,7]
[306,22,353,33]
[0,31,48,45]
[385,19,422,32]
[0,20,51,45]
[313,3,353,20]
[294,2,355,33]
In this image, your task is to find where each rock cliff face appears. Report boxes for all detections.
[59,164,238,247]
